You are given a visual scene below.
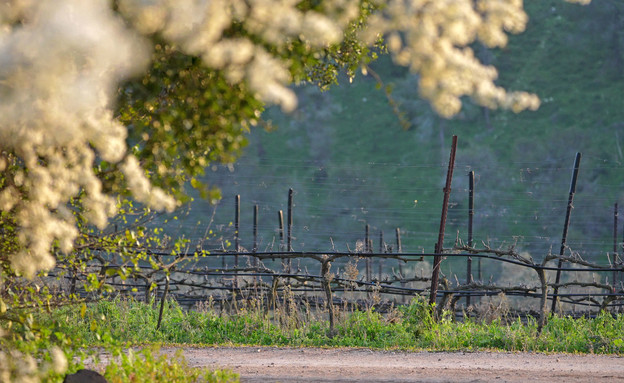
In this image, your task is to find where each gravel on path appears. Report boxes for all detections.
[160,346,624,383]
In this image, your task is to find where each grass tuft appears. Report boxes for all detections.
[43,296,624,354]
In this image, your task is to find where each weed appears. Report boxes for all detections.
[42,296,624,355]
[102,346,238,383]
[475,293,511,324]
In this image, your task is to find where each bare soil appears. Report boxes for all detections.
[159,346,624,383]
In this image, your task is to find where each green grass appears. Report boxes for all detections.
[44,296,624,354]
[100,346,239,383]
[3,304,240,383]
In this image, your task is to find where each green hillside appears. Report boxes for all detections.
[179,1,624,277]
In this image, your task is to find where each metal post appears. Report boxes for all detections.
[379,230,384,280]
[365,224,371,283]
[278,210,285,268]
[253,203,259,254]
[429,135,458,306]
[613,203,619,289]
[253,204,259,252]
[234,194,240,289]
[235,195,240,253]
[551,152,582,313]
[287,188,293,272]
[621,211,624,291]
[467,171,475,307]
[253,204,259,286]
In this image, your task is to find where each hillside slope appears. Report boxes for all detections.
[182,2,624,278]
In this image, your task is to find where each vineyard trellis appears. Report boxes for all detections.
[48,137,624,334]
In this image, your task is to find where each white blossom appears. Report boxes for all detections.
[363,0,540,117]
[0,0,584,280]
[49,346,68,375]
[0,0,158,277]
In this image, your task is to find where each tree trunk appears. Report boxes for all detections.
[536,268,548,334]
[322,260,335,336]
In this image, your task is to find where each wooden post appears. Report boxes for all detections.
[156,275,170,331]
[322,260,335,336]
[396,228,405,302]
[551,152,581,313]
[429,135,458,306]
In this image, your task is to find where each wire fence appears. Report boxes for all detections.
[53,243,624,334]
[170,147,624,264]
[49,138,624,331]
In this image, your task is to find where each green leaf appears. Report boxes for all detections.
[105,268,118,277]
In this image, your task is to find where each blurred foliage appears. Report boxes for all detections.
[0,195,222,381]
[116,46,261,204]
[111,1,381,205]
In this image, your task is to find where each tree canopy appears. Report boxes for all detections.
[0,0,589,279]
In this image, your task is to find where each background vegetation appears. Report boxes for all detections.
[176,1,624,278]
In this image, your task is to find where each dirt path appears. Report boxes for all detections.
[159,346,624,383]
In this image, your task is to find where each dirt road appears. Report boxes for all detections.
[161,346,624,382]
